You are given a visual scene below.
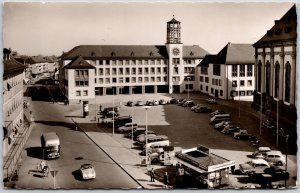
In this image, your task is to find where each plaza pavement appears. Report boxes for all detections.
[5,92,297,189]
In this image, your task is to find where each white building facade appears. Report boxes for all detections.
[59,17,209,103]
[198,43,255,101]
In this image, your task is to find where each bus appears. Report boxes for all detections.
[41,132,61,159]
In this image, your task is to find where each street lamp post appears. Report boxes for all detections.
[285,134,289,187]
[112,88,115,136]
[187,77,190,99]
[276,100,279,146]
[143,106,151,166]
[131,88,135,148]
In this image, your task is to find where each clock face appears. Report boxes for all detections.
[172,47,180,56]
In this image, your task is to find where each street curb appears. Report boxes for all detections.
[74,121,144,189]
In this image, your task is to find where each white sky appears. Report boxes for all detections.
[3,2,295,56]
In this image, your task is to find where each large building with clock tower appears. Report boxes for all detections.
[59,16,209,103]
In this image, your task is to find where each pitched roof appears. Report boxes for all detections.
[63,56,96,69]
[224,43,255,64]
[3,59,26,78]
[183,45,210,59]
[61,45,209,60]
[167,17,180,23]
[198,54,218,67]
[254,5,296,47]
[198,43,254,66]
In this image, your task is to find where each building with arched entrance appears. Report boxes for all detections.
[59,17,209,103]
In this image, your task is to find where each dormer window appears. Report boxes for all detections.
[131,51,135,56]
[149,52,153,56]
[190,51,194,56]
[111,52,116,57]
[275,28,282,35]
[91,51,96,57]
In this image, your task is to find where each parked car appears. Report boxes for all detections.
[146,100,153,106]
[101,107,119,114]
[195,106,212,113]
[182,101,195,107]
[178,99,188,106]
[266,162,289,178]
[191,104,202,111]
[80,163,96,180]
[206,98,217,104]
[126,101,134,107]
[135,130,156,141]
[262,119,275,130]
[152,100,159,106]
[114,116,132,128]
[140,144,166,156]
[251,146,271,158]
[126,127,146,138]
[136,133,157,144]
[211,110,226,117]
[103,111,119,118]
[239,159,270,176]
[233,130,252,140]
[159,99,167,105]
[214,121,232,131]
[169,98,178,104]
[221,125,241,134]
[264,150,286,165]
[135,101,144,106]
[117,122,138,132]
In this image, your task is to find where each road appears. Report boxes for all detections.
[14,86,140,189]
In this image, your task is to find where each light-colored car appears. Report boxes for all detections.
[135,101,144,106]
[159,99,166,105]
[251,147,271,158]
[136,133,156,144]
[80,163,96,180]
[264,150,286,165]
[152,100,159,106]
[191,104,201,111]
[211,110,226,117]
[182,101,195,107]
[233,130,252,140]
[239,159,270,175]
[117,122,138,132]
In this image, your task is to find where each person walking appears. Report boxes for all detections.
[164,172,169,189]
[150,168,155,182]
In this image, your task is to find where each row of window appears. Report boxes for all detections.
[94,59,168,66]
[76,90,88,96]
[212,78,222,86]
[75,70,89,77]
[199,76,213,84]
[97,67,169,76]
[232,64,253,77]
[199,85,253,97]
[97,76,168,84]
[232,80,252,87]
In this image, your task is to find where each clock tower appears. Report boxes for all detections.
[166,16,183,94]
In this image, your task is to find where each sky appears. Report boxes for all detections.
[3,1,295,56]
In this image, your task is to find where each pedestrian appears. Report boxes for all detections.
[150,168,155,182]
[100,105,102,112]
[164,172,169,189]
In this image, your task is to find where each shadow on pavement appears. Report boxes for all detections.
[72,170,84,181]
[35,120,74,130]
[25,147,44,159]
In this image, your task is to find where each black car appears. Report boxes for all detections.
[195,106,212,113]
[221,125,241,134]
[114,116,132,128]
[126,128,146,138]
[126,101,134,107]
